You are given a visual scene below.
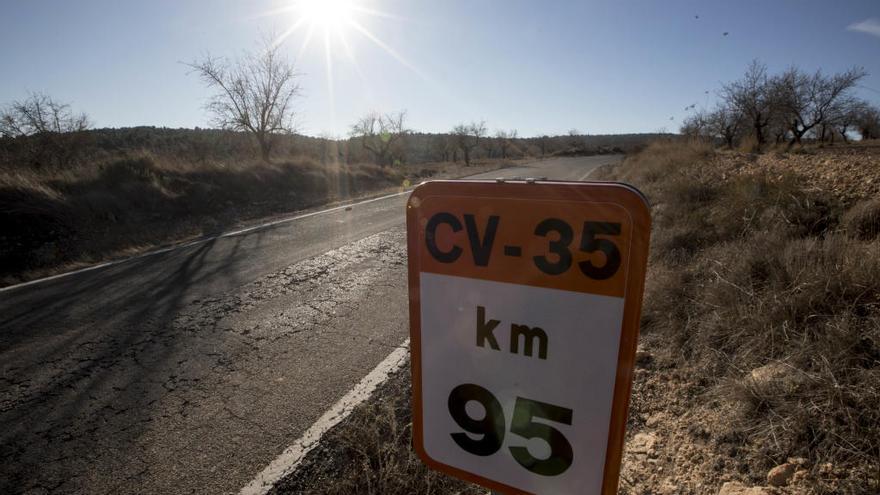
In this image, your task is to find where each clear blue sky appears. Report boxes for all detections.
[2,0,879,137]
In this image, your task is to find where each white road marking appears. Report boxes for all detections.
[0,190,410,294]
[578,165,602,181]
[240,340,411,495]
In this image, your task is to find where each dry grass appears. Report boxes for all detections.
[0,152,409,284]
[618,140,880,493]
[0,139,526,285]
[270,367,482,495]
[843,197,880,240]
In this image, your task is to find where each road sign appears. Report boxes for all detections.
[406,179,651,495]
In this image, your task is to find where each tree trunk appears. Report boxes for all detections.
[257,134,271,162]
[463,148,471,167]
[754,118,765,148]
[788,130,802,149]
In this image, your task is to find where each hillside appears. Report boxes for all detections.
[605,141,880,494]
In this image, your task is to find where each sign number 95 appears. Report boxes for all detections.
[448,384,574,476]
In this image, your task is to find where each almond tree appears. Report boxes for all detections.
[774,66,866,147]
[452,121,487,166]
[855,103,880,140]
[349,111,409,166]
[494,129,518,159]
[187,38,301,162]
[680,111,710,140]
[0,92,89,138]
[722,61,776,148]
[707,105,744,149]
[0,92,91,168]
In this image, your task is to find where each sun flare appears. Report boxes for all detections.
[296,0,354,32]
[254,0,433,127]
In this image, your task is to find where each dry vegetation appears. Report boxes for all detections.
[0,119,658,286]
[0,149,409,285]
[604,140,880,494]
[275,140,880,495]
[0,128,535,286]
[269,368,482,495]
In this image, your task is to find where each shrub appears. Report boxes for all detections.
[620,141,879,493]
[843,197,880,240]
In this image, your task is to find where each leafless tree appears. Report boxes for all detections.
[494,129,518,159]
[0,92,91,168]
[826,97,866,143]
[774,66,866,147]
[538,135,549,157]
[186,37,301,162]
[679,111,710,140]
[452,121,487,166]
[707,105,744,149]
[855,103,880,140]
[349,110,409,166]
[0,92,89,138]
[722,60,777,148]
[567,128,582,150]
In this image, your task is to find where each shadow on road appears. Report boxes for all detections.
[0,231,262,493]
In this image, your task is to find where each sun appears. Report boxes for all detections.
[255,0,434,128]
[296,0,354,32]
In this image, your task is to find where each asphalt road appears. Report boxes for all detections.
[0,155,620,494]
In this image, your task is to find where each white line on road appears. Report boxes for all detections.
[0,190,410,294]
[578,165,601,181]
[240,340,411,495]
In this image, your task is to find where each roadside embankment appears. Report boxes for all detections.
[0,154,512,286]
[600,140,880,494]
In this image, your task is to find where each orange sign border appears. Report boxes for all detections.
[407,179,651,495]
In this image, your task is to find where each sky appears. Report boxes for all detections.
[1,0,879,138]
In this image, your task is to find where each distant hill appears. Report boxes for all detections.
[0,126,671,170]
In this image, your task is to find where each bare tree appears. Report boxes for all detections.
[0,92,91,168]
[722,60,777,148]
[0,92,89,138]
[567,128,582,150]
[827,97,866,143]
[187,37,301,162]
[494,129,518,159]
[538,135,549,157]
[855,103,880,140]
[452,121,487,166]
[349,110,409,166]
[707,105,744,149]
[680,111,710,140]
[774,66,866,147]
[430,134,454,162]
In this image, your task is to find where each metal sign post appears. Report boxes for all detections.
[407,179,651,494]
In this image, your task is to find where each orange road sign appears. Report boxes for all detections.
[407,179,651,495]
